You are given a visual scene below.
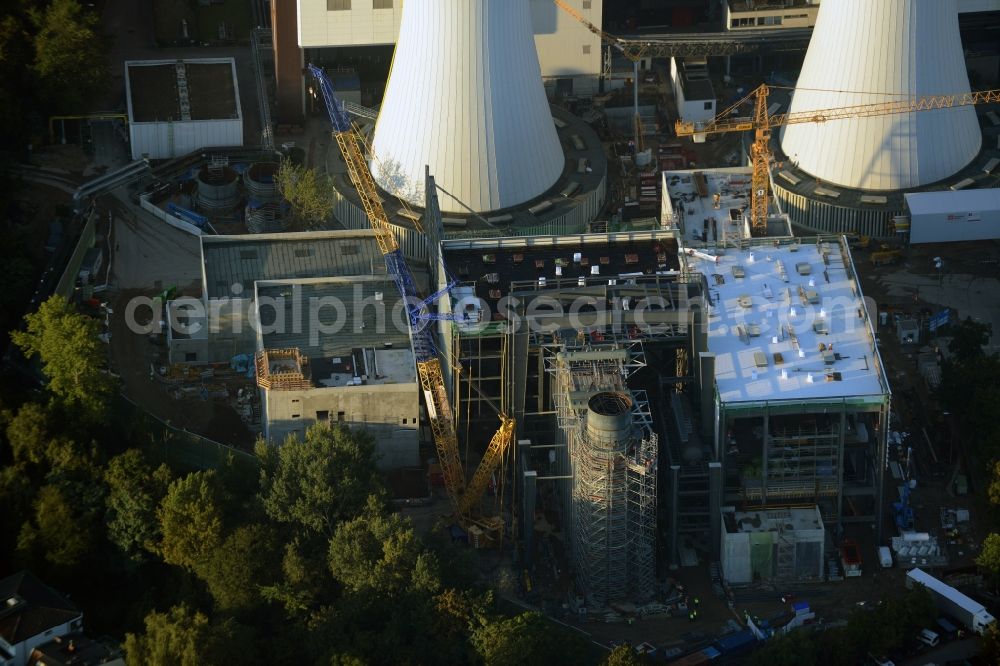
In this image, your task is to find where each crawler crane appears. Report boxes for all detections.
[308,64,516,534]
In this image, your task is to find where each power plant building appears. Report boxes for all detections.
[165,230,420,470]
[124,58,243,160]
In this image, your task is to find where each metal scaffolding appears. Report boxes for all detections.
[549,346,658,605]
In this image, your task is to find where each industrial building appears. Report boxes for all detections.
[660,165,891,571]
[904,188,1000,244]
[270,0,604,123]
[771,0,1000,237]
[253,277,419,469]
[669,57,716,141]
[165,229,419,469]
[725,0,820,31]
[421,181,886,594]
[431,229,686,603]
[124,58,243,160]
[721,506,825,584]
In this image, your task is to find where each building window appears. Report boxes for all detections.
[373,0,393,8]
[327,0,350,10]
[316,410,330,422]
[582,0,591,8]
[337,411,345,422]
[185,352,197,362]
[292,413,300,419]
[704,101,713,110]
[582,45,591,55]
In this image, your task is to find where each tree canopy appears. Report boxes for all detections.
[258,423,382,537]
[0,0,110,146]
[11,295,114,419]
[104,449,172,562]
[155,470,227,572]
[31,0,110,113]
[275,160,336,229]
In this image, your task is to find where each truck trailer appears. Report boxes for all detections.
[906,568,995,635]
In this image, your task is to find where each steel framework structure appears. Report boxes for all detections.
[548,346,658,604]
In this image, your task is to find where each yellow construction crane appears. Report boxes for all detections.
[674,83,1000,233]
[308,65,516,536]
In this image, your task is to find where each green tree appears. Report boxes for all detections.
[946,317,992,363]
[471,612,581,666]
[18,483,94,567]
[156,470,226,572]
[258,423,382,537]
[981,622,1000,665]
[30,0,109,113]
[5,401,51,465]
[603,644,650,666]
[11,295,114,419]
[260,536,332,618]
[104,449,172,561]
[123,604,252,666]
[201,523,280,612]
[750,628,818,666]
[977,533,1000,592]
[275,160,335,229]
[0,11,33,145]
[327,496,440,597]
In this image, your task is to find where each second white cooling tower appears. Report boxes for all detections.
[370,0,564,213]
[780,0,981,191]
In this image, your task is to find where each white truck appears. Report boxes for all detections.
[906,568,996,635]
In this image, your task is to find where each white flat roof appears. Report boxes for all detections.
[686,238,885,404]
[905,188,1000,216]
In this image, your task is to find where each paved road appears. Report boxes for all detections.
[901,636,979,665]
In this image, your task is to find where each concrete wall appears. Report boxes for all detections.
[296,0,602,95]
[670,58,715,126]
[531,0,602,96]
[298,0,403,48]
[265,382,419,470]
[130,118,243,160]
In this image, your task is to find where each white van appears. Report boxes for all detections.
[916,628,940,647]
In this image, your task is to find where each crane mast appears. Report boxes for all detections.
[308,64,467,511]
[308,64,516,528]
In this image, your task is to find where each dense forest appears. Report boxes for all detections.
[0,295,620,665]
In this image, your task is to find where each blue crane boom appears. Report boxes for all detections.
[308,64,516,527]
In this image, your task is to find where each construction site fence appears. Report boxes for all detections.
[117,393,257,473]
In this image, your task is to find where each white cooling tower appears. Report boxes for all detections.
[780,0,981,191]
[370,0,564,214]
